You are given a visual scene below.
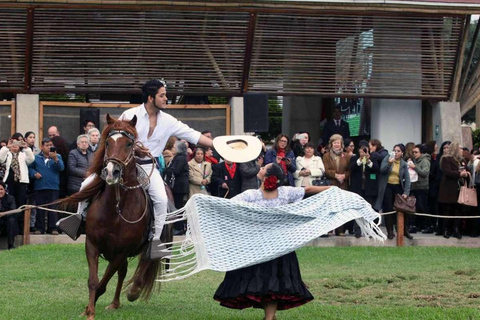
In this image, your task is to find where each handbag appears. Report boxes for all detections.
[393,194,416,214]
[163,162,175,189]
[311,169,332,186]
[458,173,477,207]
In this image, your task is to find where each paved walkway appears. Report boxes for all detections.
[2,228,480,250]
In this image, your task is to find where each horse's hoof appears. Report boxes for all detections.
[127,286,141,302]
[106,303,120,310]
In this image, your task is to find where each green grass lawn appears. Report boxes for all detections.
[1,245,480,319]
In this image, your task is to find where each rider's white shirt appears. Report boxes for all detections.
[120,103,201,157]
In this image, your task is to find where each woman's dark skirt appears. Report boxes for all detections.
[213,251,313,310]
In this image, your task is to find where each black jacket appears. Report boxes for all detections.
[211,162,242,199]
[349,155,379,197]
[322,119,350,145]
[168,154,189,194]
[238,160,260,192]
[67,148,94,193]
[0,194,16,213]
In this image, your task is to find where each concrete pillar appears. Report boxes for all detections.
[371,99,422,151]
[229,97,244,135]
[431,101,462,144]
[282,96,323,145]
[16,94,39,137]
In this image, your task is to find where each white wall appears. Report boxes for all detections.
[371,99,422,151]
[228,97,244,135]
[16,94,39,137]
[432,101,462,144]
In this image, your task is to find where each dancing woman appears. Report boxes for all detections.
[214,163,329,320]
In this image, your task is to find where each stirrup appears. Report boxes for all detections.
[56,214,83,241]
[147,239,169,260]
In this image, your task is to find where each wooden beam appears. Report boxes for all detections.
[459,20,480,101]
[241,12,257,94]
[451,15,471,102]
[24,7,34,93]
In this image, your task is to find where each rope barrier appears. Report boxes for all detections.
[0,204,75,218]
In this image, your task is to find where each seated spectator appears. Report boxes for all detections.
[88,128,101,153]
[265,134,296,186]
[188,148,212,197]
[293,142,325,188]
[0,181,17,249]
[67,134,94,195]
[29,138,65,235]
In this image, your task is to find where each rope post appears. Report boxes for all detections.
[23,207,31,245]
[396,211,404,247]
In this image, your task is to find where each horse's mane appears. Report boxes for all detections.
[61,115,150,205]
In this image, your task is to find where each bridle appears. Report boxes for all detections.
[100,129,153,224]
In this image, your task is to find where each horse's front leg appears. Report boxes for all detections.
[106,260,128,310]
[82,238,99,320]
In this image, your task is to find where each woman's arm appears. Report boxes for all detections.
[304,185,330,195]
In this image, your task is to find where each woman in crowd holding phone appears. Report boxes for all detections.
[375,143,411,240]
[265,134,296,186]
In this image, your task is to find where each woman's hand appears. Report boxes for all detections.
[276,156,282,164]
[460,170,469,178]
[408,162,415,169]
[402,194,408,199]
[284,158,291,166]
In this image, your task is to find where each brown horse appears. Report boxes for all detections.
[64,114,168,320]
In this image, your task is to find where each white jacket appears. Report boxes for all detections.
[0,146,35,183]
[293,155,325,187]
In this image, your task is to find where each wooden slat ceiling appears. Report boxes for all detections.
[247,14,463,98]
[31,9,250,95]
[0,7,465,99]
[0,8,26,91]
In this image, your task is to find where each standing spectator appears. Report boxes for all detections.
[0,140,7,148]
[29,138,64,235]
[188,147,212,198]
[323,134,351,235]
[239,156,263,192]
[432,141,451,235]
[468,150,480,237]
[438,141,468,239]
[404,142,415,162]
[349,140,378,237]
[265,134,296,186]
[67,134,94,196]
[0,181,17,249]
[322,106,350,146]
[369,139,389,170]
[212,160,242,199]
[69,120,96,150]
[47,126,60,139]
[424,141,438,234]
[51,136,70,200]
[205,147,219,165]
[87,128,101,153]
[24,131,39,155]
[162,136,177,168]
[344,138,355,157]
[293,142,325,187]
[202,130,222,162]
[375,144,411,240]
[0,134,34,233]
[409,144,431,234]
[290,131,310,158]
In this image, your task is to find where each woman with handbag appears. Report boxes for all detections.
[374,143,412,240]
[322,134,351,236]
[293,142,325,187]
[438,141,469,239]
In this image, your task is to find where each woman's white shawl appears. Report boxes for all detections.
[158,186,385,281]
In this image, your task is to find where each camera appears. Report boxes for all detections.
[50,146,56,153]
[363,148,368,154]
[281,157,288,161]
[13,140,22,146]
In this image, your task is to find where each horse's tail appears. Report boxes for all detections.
[125,250,163,301]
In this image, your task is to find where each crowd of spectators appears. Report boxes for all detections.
[1,116,479,245]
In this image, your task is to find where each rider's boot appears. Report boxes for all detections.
[56,200,88,241]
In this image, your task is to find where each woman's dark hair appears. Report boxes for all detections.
[358,140,369,150]
[344,138,353,149]
[414,144,426,154]
[394,143,406,154]
[369,139,383,150]
[24,131,35,140]
[274,134,291,153]
[266,163,284,183]
[141,79,166,103]
[438,141,451,159]
[424,141,436,156]
[303,142,315,150]
[11,132,24,140]
[51,136,70,161]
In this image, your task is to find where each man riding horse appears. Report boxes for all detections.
[59,79,213,244]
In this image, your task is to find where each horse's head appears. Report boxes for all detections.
[101,114,138,185]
